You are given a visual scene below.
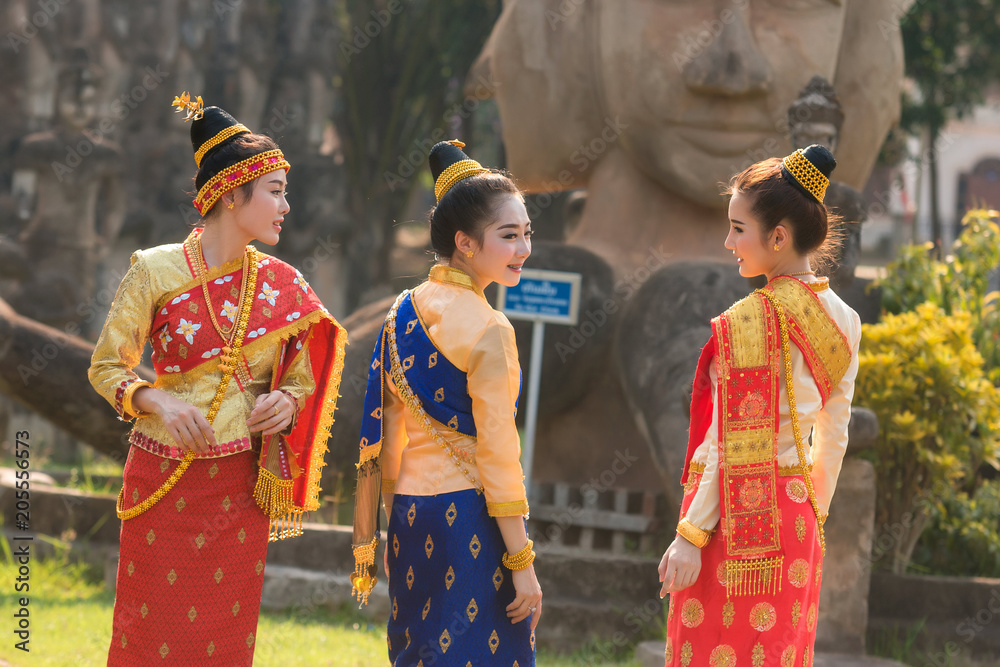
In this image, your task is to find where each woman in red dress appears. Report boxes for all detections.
[659,145,862,667]
[90,94,346,665]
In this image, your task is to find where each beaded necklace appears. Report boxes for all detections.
[191,234,252,357]
[757,287,827,554]
[116,241,259,520]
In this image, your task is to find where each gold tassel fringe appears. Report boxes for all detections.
[351,536,379,606]
[725,556,784,598]
[268,510,304,541]
[254,466,296,519]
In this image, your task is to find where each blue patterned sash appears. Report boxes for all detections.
[358,291,477,461]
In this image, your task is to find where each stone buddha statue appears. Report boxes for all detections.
[9,48,125,331]
[787,75,866,291]
[469,0,913,273]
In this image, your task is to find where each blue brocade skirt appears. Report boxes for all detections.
[387,489,535,667]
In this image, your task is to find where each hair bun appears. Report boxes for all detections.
[429,141,473,182]
[800,144,836,180]
[190,106,250,167]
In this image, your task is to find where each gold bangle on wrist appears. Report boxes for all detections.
[502,539,536,571]
[676,518,713,549]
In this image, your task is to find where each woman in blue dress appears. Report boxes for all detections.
[352,141,540,666]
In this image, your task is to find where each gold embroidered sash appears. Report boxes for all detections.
[713,276,851,595]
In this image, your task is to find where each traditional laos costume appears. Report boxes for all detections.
[665,147,862,667]
[352,143,534,667]
[89,96,346,666]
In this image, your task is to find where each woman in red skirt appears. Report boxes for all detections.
[89,93,346,665]
[659,145,862,667]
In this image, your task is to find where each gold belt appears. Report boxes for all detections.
[686,461,811,477]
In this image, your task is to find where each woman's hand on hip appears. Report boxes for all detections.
[247,391,295,436]
[507,565,542,631]
[142,388,217,454]
[658,536,702,597]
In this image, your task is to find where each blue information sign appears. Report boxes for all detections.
[496,269,581,325]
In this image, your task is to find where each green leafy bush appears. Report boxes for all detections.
[878,209,1000,382]
[856,302,1000,573]
[912,479,1000,577]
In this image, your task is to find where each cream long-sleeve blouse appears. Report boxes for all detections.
[380,265,529,518]
[684,281,862,532]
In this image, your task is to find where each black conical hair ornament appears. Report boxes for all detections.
[173,92,288,215]
[781,144,836,203]
[430,140,489,202]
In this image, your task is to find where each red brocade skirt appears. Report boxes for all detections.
[107,447,269,666]
[665,470,823,667]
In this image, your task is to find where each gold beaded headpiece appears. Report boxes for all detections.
[433,141,490,202]
[782,149,830,203]
[193,150,290,214]
[176,92,290,215]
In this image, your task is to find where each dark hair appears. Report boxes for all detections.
[194,133,280,218]
[429,171,521,259]
[724,157,843,269]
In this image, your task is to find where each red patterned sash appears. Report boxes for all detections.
[150,230,346,539]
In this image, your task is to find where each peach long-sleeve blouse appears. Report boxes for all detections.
[380,265,529,518]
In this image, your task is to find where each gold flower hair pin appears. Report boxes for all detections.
[172,92,205,122]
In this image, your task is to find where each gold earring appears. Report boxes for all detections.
[227,201,235,210]
[466,250,474,258]
[773,243,780,251]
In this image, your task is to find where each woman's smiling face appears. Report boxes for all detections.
[232,168,290,246]
[466,195,533,288]
[725,191,775,278]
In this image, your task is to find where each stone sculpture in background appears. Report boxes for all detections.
[465,0,914,504]
[787,75,867,291]
[9,48,124,332]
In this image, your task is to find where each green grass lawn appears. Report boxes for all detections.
[0,556,638,666]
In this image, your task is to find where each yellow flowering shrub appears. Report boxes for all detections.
[856,302,1000,573]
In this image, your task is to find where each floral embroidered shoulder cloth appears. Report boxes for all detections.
[681,276,851,595]
[142,230,346,539]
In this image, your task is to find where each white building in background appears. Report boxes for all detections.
[861,94,1000,260]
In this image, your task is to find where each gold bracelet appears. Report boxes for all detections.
[676,518,713,549]
[502,539,536,571]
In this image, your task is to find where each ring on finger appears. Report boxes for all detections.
[273,404,280,417]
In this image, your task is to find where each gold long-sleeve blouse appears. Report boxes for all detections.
[380,265,529,518]
[89,242,315,460]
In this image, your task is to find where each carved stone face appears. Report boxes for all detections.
[791,122,840,154]
[58,79,98,131]
[599,0,847,207]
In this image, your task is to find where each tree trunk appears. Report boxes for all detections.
[0,297,147,462]
[892,503,930,575]
[928,123,942,256]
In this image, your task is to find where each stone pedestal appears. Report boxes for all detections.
[817,458,878,654]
